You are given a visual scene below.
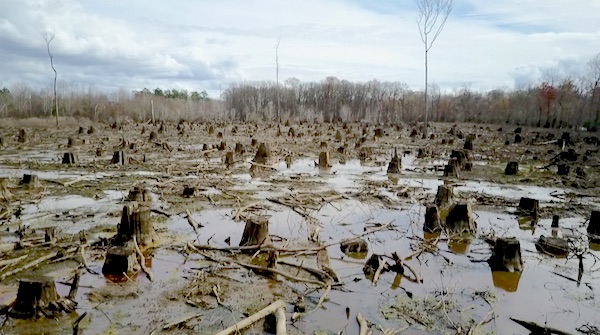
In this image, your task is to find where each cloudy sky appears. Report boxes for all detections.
[0,0,599,96]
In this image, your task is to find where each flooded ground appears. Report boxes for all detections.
[0,121,599,334]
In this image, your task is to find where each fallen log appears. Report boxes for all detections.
[213,300,286,335]
[0,247,78,281]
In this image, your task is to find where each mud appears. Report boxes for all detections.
[0,121,599,334]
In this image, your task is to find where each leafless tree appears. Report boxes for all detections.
[588,52,600,124]
[43,31,59,127]
[275,37,281,122]
[416,0,452,132]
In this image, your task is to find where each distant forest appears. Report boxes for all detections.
[1,54,599,128]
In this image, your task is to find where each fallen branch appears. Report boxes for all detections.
[0,246,77,281]
[510,317,572,335]
[0,254,27,267]
[357,312,372,335]
[214,300,286,335]
[292,284,331,322]
[133,236,154,282]
[185,209,200,234]
[162,312,203,330]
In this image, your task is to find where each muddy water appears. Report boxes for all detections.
[1,156,599,334]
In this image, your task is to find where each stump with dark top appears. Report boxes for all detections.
[518,197,539,219]
[535,235,568,256]
[423,205,442,233]
[9,276,76,318]
[62,152,77,164]
[127,186,152,203]
[20,174,41,189]
[253,143,271,164]
[386,149,401,174]
[505,161,519,175]
[102,246,140,275]
[445,203,476,234]
[340,238,368,254]
[318,151,331,168]
[588,211,600,241]
[435,185,453,207]
[18,129,27,143]
[113,202,158,249]
[239,216,271,250]
[443,158,460,178]
[111,151,126,165]
[488,237,523,272]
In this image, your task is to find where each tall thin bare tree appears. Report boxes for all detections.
[275,36,281,122]
[43,31,59,127]
[416,0,452,133]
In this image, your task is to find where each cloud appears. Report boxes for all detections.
[0,0,598,95]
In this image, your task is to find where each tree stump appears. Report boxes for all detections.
[557,163,570,175]
[253,143,271,164]
[464,134,475,150]
[409,129,418,138]
[588,211,600,241]
[18,129,27,143]
[445,203,476,234]
[0,137,5,148]
[44,227,56,244]
[551,215,560,228]
[387,149,401,174]
[67,137,76,147]
[96,147,105,157]
[9,276,76,318]
[127,186,152,203]
[435,185,453,207]
[218,141,227,151]
[239,216,271,249]
[182,186,197,197]
[450,150,470,170]
[225,151,235,166]
[217,131,223,138]
[111,151,126,165]
[208,125,215,135]
[102,246,140,276]
[514,134,522,144]
[20,174,41,189]
[318,151,332,168]
[251,138,258,147]
[78,126,85,134]
[423,205,442,233]
[149,131,158,142]
[235,143,245,154]
[505,161,519,175]
[374,128,383,138]
[87,126,95,134]
[340,238,368,255]
[62,152,77,164]
[535,235,568,257]
[443,159,460,178]
[488,238,523,272]
[518,197,539,219]
[114,202,158,249]
[336,130,343,141]
[417,148,426,158]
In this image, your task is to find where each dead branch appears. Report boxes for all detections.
[133,235,154,282]
[214,300,286,335]
[0,246,77,281]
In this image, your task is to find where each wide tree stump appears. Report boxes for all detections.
[127,186,152,203]
[9,276,76,318]
[239,216,271,249]
[505,161,519,175]
[218,141,227,151]
[514,134,522,144]
[518,197,539,219]
[488,238,523,272]
[235,143,245,154]
[588,211,600,241]
[114,202,158,249]
[557,164,570,175]
[464,134,475,150]
[387,149,401,174]
[253,143,271,164]
[251,138,258,147]
[20,174,41,189]
[374,128,383,138]
[423,205,442,233]
[62,152,77,164]
[435,185,453,207]
[111,150,126,165]
[102,246,140,276]
[417,148,426,159]
[445,203,476,234]
[0,178,12,202]
[318,151,332,168]
[535,235,568,257]
[149,131,158,141]
[44,227,56,244]
[182,185,197,197]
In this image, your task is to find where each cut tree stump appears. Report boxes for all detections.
[435,185,453,207]
[18,129,27,143]
[445,203,477,234]
[111,151,126,165]
[464,134,475,150]
[182,186,197,197]
[557,164,570,175]
[318,151,332,168]
[450,150,472,170]
[253,143,271,164]
[417,148,426,158]
[225,151,235,166]
[20,174,41,189]
[62,152,77,164]
[374,128,383,137]
[535,235,568,257]
[235,143,245,154]
[0,178,12,202]
[340,238,368,254]
[386,149,401,174]
[113,202,158,249]
[44,227,56,244]
[488,237,523,272]
[518,197,539,219]
[102,246,140,275]
[96,147,105,157]
[443,158,460,178]
[149,131,158,141]
[514,134,522,143]
[9,276,76,318]
[423,205,442,233]
[0,137,5,148]
[588,211,600,241]
[127,186,152,203]
[505,161,519,175]
[239,216,271,249]
[218,141,226,151]
[552,215,560,228]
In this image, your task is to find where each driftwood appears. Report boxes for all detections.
[0,247,77,281]
[213,300,286,335]
[133,236,154,282]
[510,317,572,335]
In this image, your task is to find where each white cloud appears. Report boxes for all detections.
[0,0,598,94]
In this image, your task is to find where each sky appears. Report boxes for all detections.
[0,0,599,96]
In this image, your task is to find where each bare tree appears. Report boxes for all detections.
[43,31,59,127]
[416,0,452,132]
[275,37,281,122]
[588,52,600,124]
